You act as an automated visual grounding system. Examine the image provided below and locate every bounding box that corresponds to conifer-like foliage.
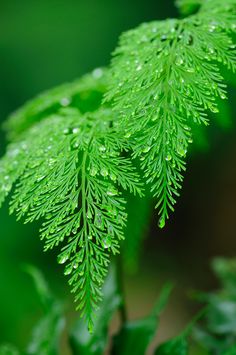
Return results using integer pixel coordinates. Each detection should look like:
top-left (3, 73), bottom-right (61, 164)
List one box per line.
top-left (106, 0), bottom-right (236, 227)
top-left (0, 0), bottom-right (235, 330)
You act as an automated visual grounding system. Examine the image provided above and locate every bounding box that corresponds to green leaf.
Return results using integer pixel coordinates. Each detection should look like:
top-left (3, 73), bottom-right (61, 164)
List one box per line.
top-left (0, 103), bottom-right (142, 330)
top-left (69, 263), bottom-right (121, 355)
top-left (22, 264), bottom-right (53, 309)
top-left (192, 258), bottom-right (236, 353)
top-left (222, 344), bottom-right (236, 355)
top-left (106, 0), bottom-right (236, 226)
top-left (211, 258), bottom-right (236, 293)
top-left (24, 265), bottom-right (65, 355)
top-left (155, 336), bottom-right (188, 355)
top-left (175, 0), bottom-right (202, 16)
top-left (111, 283), bottom-right (173, 355)
top-left (26, 305), bottom-right (65, 355)
top-left (207, 296), bottom-right (236, 335)
top-left (4, 69), bottom-right (108, 141)
top-left (0, 344), bottom-right (19, 355)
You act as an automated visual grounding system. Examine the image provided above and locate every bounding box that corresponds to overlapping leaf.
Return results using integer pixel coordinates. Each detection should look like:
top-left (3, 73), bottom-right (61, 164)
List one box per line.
top-left (0, 107), bottom-right (142, 330)
top-left (106, 0), bottom-right (236, 226)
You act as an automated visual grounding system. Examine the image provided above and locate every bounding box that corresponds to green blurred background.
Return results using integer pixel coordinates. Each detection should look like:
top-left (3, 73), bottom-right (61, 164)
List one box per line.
top-left (0, 0), bottom-right (236, 352)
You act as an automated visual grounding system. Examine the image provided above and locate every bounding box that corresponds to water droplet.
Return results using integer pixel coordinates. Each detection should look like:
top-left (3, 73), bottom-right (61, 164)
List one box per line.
top-left (183, 125), bottom-right (190, 131)
top-left (188, 138), bottom-right (193, 144)
top-left (209, 105), bottom-right (219, 113)
top-left (73, 263), bottom-right (78, 269)
top-left (92, 68), bottom-right (103, 79)
top-left (110, 173), bottom-right (117, 181)
top-left (186, 67), bottom-right (195, 73)
top-left (158, 217), bottom-right (165, 229)
top-left (107, 187), bottom-right (118, 196)
top-left (136, 65), bottom-right (142, 71)
top-left (165, 154), bottom-right (172, 161)
top-left (175, 57), bottom-right (184, 66)
top-left (101, 236), bottom-right (112, 249)
top-left (73, 141), bottom-right (79, 149)
top-left (36, 175), bottom-right (46, 182)
top-left (48, 158), bottom-right (56, 166)
top-left (99, 145), bottom-right (106, 152)
top-left (90, 166), bottom-right (98, 177)
top-left (142, 146), bottom-right (151, 153)
top-left (58, 255), bottom-right (68, 264)
top-left (100, 167), bottom-right (108, 177)
top-left (177, 147), bottom-right (187, 157)
top-left (220, 93), bottom-right (227, 100)
top-left (86, 210), bottom-right (92, 219)
top-left (64, 265), bottom-right (73, 275)
top-left (72, 127), bottom-right (80, 134)
top-left (124, 132), bottom-right (131, 138)
top-left (63, 128), bottom-right (70, 135)
top-left (78, 270), bottom-right (84, 276)
top-left (208, 25), bottom-right (216, 32)
top-left (60, 97), bottom-right (71, 107)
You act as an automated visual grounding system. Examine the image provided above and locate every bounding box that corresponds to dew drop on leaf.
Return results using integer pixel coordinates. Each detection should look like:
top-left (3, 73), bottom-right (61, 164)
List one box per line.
top-left (63, 128), bottom-right (70, 135)
top-left (177, 147), bottom-right (187, 157)
top-left (99, 145), bottom-right (106, 152)
top-left (60, 97), bottom-right (71, 107)
top-left (58, 255), bottom-right (68, 264)
top-left (72, 127), bottom-right (80, 134)
top-left (209, 105), bottom-right (219, 113)
top-left (36, 175), bottom-right (46, 182)
top-left (90, 166), bottom-right (98, 177)
top-left (142, 146), bottom-right (151, 153)
top-left (175, 57), bottom-right (184, 66)
top-left (107, 187), bottom-right (118, 196)
top-left (101, 236), bottom-right (112, 249)
top-left (92, 68), bottom-right (103, 79)
top-left (64, 265), bottom-right (73, 275)
top-left (158, 217), bottom-right (165, 229)
top-left (86, 210), bottom-right (92, 219)
top-left (110, 173), bottom-right (117, 181)
top-left (165, 154), bottom-right (172, 161)
top-left (100, 167), bottom-right (109, 177)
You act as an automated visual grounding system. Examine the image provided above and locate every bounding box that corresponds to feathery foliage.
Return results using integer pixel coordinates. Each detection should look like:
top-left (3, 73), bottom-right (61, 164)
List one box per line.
top-left (105, 0), bottom-right (236, 227)
top-left (0, 103), bottom-right (142, 329)
top-left (0, 0), bottom-right (235, 331)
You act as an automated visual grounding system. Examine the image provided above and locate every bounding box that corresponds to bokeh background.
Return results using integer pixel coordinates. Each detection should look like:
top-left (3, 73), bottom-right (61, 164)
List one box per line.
top-left (0, 0), bottom-right (236, 353)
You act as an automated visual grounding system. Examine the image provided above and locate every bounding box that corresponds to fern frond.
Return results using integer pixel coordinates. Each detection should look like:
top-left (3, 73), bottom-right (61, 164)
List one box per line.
top-left (106, 0), bottom-right (236, 227)
top-left (0, 107), bottom-right (142, 330)
top-left (4, 68), bottom-right (107, 141)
